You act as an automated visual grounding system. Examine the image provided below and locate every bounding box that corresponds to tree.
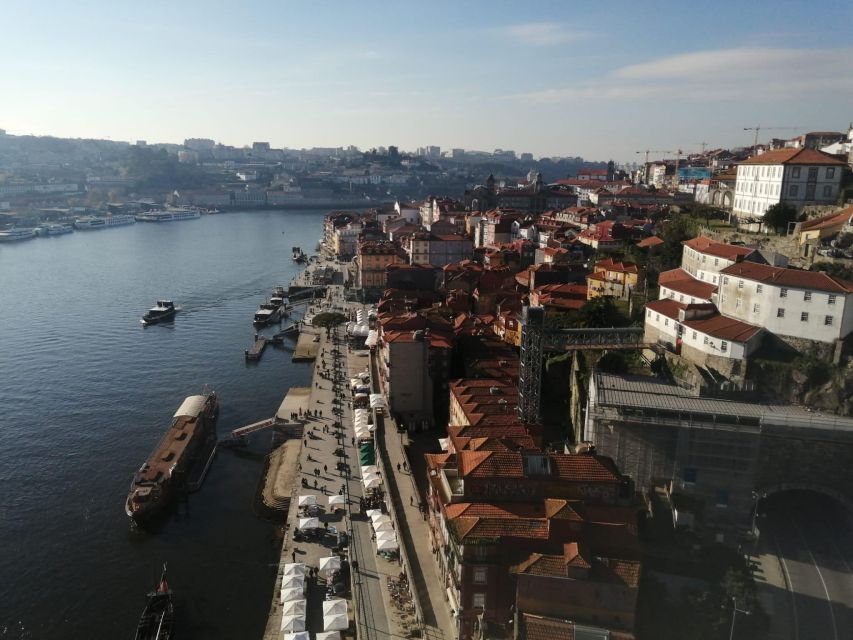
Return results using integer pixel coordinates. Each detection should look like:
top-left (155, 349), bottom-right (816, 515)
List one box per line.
top-left (311, 312), bottom-right (347, 338)
top-left (576, 297), bottom-right (630, 328)
top-left (763, 203), bottom-right (797, 235)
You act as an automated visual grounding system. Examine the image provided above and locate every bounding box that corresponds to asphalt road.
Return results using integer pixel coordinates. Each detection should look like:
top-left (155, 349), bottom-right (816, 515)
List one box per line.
top-left (759, 492), bottom-right (853, 640)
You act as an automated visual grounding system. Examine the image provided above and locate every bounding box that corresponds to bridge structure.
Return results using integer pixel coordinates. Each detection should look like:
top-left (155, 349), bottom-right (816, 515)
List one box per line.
top-left (518, 305), bottom-right (652, 424)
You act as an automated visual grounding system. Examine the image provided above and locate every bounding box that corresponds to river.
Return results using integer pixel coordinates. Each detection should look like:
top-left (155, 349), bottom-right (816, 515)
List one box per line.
top-left (0, 210), bottom-right (330, 639)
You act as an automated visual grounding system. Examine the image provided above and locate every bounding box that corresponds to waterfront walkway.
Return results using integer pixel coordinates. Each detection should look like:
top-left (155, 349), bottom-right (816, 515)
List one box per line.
top-left (262, 260), bottom-right (455, 639)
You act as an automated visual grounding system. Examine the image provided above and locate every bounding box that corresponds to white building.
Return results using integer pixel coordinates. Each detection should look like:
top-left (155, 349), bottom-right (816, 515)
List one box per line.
top-left (733, 148), bottom-right (844, 221)
top-left (680, 236), bottom-right (756, 285)
top-left (658, 268), bottom-right (717, 304)
top-left (716, 261), bottom-right (853, 343)
top-left (644, 299), bottom-right (763, 362)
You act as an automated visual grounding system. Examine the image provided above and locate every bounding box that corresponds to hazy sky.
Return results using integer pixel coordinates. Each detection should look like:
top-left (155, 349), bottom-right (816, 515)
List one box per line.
top-left (2, 0), bottom-right (852, 162)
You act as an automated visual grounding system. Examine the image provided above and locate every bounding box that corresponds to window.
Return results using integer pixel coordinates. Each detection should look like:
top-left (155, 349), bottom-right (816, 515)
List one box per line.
top-left (792, 167), bottom-right (801, 179)
top-left (692, 331), bottom-right (697, 340)
top-left (738, 280), bottom-right (744, 289)
top-left (753, 304), bottom-right (760, 314)
top-left (801, 312), bottom-right (809, 322)
top-left (789, 185), bottom-right (799, 197)
top-left (679, 294), bottom-right (684, 302)
top-left (780, 288), bottom-right (788, 298)
top-left (472, 593), bottom-right (486, 609)
top-left (703, 336), bottom-right (709, 345)
top-left (804, 291), bottom-right (812, 302)
top-left (735, 298), bottom-right (742, 309)
top-left (669, 291), bottom-right (675, 299)
top-left (665, 319), bottom-right (669, 327)
top-left (808, 167), bottom-right (818, 181)
top-left (777, 308), bottom-right (785, 318)
top-left (827, 167), bottom-right (836, 179)
top-left (714, 258), bottom-right (719, 266)
top-left (829, 295), bottom-right (837, 305)
top-left (656, 314), bottom-right (660, 321)
top-left (646, 309), bottom-right (651, 318)
top-left (721, 341), bottom-right (728, 352)
top-left (716, 489), bottom-right (729, 507)
top-left (723, 277), bottom-right (729, 285)
top-left (756, 284), bottom-right (763, 293)
top-left (825, 316), bottom-right (834, 326)
top-left (823, 186), bottom-right (832, 198)
top-left (806, 184), bottom-right (816, 199)
top-left (712, 275), bottom-right (718, 284)
top-left (473, 567), bottom-right (487, 584)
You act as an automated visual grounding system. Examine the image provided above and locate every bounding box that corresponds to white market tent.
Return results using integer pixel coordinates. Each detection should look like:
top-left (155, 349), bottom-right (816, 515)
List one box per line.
top-left (280, 587), bottom-right (304, 603)
top-left (373, 520), bottom-right (394, 533)
top-left (283, 563), bottom-right (306, 576)
top-left (369, 393), bottom-right (387, 409)
top-left (281, 614), bottom-right (306, 632)
top-left (327, 494), bottom-right (346, 508)
top-left (322, 598), bottom-right (348, 616)
top-left (376, 537), bottom-right (399, 551)
top-left (365, 509), bottom-right (383, 519)
top-left (363, 476), bottom-right (382, 489)
top-left (438, 437), bottom-right (449, 451)
top-left (281, 599), bottom-right (307, 616)
top-left (360, 465), bottom-right (379, 476)
top-left (315, 632), bottom-right (341, 640)
top-left (370, 512), bottom-right (390, 524)
top-left (281, 575), bottom-right (305, 590)
top-left (319, 555), bottom-right (341, 572)
top-left (297, 495), bottom-right (317, 507)
top-left (376, 529), bottom-right (397, 542)
top-left (323, 613), bottom-right (349, 632)
top-left (282, 632), bottom-right (310, 640)
top-left (365, 330), bottom-right (378, 347)
top-left (297, 517), bottom-right (320, 530)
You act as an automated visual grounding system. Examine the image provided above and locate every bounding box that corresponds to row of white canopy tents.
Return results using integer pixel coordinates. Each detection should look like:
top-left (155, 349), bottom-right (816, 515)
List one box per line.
top-left (361, 465), bottom-right (383, 491)
top-left (283, 633), bottom-right (341, 640)
top-left (280, 563), bottom-right (307, 633)
top-left (297, 493), bottom-right (346, 511)
top-left (366, 508), bottom-right (400, 552)
top-left (280, 563), bottom-right (349, 635)
top-left (353, 408), bottom-right (373, 441)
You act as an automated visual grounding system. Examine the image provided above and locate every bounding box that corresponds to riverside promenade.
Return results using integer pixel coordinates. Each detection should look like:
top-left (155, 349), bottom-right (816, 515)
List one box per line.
top-left (261, 252), bottom-right (455, 639)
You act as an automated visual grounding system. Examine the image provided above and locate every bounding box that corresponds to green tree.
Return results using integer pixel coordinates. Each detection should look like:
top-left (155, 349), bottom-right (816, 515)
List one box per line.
top-left (576, 297), bottom-right (630, 328)
top-left (763, 203), bottom-right (797, 235)
top-left (311, 311), bottom-right (348, 338)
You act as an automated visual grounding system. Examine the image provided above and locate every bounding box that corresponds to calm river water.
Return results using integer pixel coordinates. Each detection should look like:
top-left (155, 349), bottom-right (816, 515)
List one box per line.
top-left (0, 210), bottom-right (330, 639)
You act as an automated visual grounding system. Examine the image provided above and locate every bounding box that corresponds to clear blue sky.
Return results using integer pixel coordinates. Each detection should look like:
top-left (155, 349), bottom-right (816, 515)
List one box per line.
top-left (2, 0), bottom-right (852, 162)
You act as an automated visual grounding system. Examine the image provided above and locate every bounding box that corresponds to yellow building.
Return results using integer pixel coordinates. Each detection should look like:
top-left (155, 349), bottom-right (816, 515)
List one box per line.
top-left (357, 241), bottom-right (404, 290)
top-left (797, 206), bottom-right (853, 250)
top-left (586, 258), bottom-right (641, 300)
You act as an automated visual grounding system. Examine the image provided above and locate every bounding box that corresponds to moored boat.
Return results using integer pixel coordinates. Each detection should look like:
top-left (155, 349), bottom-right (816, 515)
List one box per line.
top-left (253, 301), bottom-right (283, 326)
top-left (35, 223), bottom-right (74, 236)
top-left (141, 300), bottom-right (177, 325)
top-left (135, 208), bottom-right (201, 222)
top-left (126, 392), bottom-right (219, 526)
top-left (0, 227), bottom-right (37, 242)
top-left (134, 564), bottom-right (174, 640)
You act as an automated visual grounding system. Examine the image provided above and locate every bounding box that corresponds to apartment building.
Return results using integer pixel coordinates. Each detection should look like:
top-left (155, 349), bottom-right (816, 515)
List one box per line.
top-left (586, 259), bottom-right (641, 300)
top-left (716, 261), bottom-right (853, 343)
top-left (732, 148), bottom-right (844, 221)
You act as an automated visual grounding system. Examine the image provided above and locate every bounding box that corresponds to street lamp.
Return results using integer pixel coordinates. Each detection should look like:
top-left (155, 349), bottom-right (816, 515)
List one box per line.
top-left (726, 596), bottom-right (751, 640)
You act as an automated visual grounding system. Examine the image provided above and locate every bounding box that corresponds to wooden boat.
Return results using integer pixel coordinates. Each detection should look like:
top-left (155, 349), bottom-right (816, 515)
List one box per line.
top-left (134, 564), bottom-right (174, 640)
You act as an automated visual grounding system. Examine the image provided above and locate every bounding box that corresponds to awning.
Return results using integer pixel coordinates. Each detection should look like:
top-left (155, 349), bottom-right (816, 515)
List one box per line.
top-left (322, 598), bottom-right (348, 616)
top-left (360, 465), bottom-right (378, 476)
top-left (327, 494), bottom-right (346, 508)
top-left (316, 632), bottom-right (341, 640)
top-left (281, 599), bottom-right (307, 616)
top-left (282, 563), bottom-right (306, 576)
top-left (373, 519), bottom-right (394, 532)
top-left (281, 575), bottom-right (304, 590)
top-left (281, 614), bottom-right (306, 632)
top-left (283, 631), bottom-right (310, 640)
top-left (359, 444), bottom-right (375, 466)
top-left (323, 613), bottom-right (349, 632)
top-left (365, 330), bottom-right (378, 347)
top-left (438, 438), bottom-right (449, 451)
top-left (297, 517), bottom-right (320, 530)
top-left (281, 587), bottom-right (304, 603)
top-left (319, 555), bottom-right (341, 572)
top-left (376, 536), bottom-right (399, 551)
top-left (369, 394), bottom-right (387, 409)
top-left (297, 495), bottom-right (317, 507)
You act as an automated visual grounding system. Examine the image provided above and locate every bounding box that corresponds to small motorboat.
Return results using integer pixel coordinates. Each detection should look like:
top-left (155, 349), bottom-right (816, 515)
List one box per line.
top-left (134, 564), bottom-right (174, 640)
top-left (142, 301), bottom-right (177, 325)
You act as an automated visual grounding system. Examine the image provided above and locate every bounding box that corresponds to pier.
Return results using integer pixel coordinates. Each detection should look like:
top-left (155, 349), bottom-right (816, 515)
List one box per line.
top-left (245, 335), bottom-right (269, 361)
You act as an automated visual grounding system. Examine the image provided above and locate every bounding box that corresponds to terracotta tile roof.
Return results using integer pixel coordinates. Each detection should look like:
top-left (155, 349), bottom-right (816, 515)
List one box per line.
top-left (682, 314), bottom-right (762, 342)
top-left (720, 261), bottom-right (853, 294)
top-left (645, 298), bottom-right (688, 320)
top-left (594, 258), bottom-right (639, 274)
top-left (658, 268), bottom-right (717, 299)
top-left (457, 516), bottom-right (551, 540)
top-left (636, 235), bottom-right (664, 248)
top-left (799, 205), bottom-right (853, 232)
top-left (738, 148), bottom-right (845, 166)
top-left (682, 236), bottom-right (754, 261)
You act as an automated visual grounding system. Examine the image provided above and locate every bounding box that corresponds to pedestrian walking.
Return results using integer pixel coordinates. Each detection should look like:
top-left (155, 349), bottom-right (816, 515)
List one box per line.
top-left (397, 463), bottom-right (401, 472)
top-left (410, 496), bottom-right (414, 506)
top-left (324, 464), bottom-right (328, 474)
top-left (291, 550), bottom-right (296, 563)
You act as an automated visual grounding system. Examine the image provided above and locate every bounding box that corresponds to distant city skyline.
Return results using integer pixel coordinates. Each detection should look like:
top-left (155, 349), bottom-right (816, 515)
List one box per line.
top-left (2, 0), bottom-right (852, 162)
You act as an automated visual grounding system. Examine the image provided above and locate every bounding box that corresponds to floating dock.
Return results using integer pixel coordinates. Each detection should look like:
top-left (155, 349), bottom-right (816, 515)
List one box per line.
top-left (245, 335), bottom-right (269, 361)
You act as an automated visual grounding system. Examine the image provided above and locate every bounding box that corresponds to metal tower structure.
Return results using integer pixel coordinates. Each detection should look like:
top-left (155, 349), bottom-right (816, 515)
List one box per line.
top-left (518, 305), bottom-right (545, 425)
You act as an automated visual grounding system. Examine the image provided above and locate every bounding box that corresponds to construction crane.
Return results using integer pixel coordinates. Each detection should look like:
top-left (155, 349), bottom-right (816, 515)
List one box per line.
top-left (635, 149), bottom-right (674, 164)
top-left (743, 125), bottom-right (802, 151)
